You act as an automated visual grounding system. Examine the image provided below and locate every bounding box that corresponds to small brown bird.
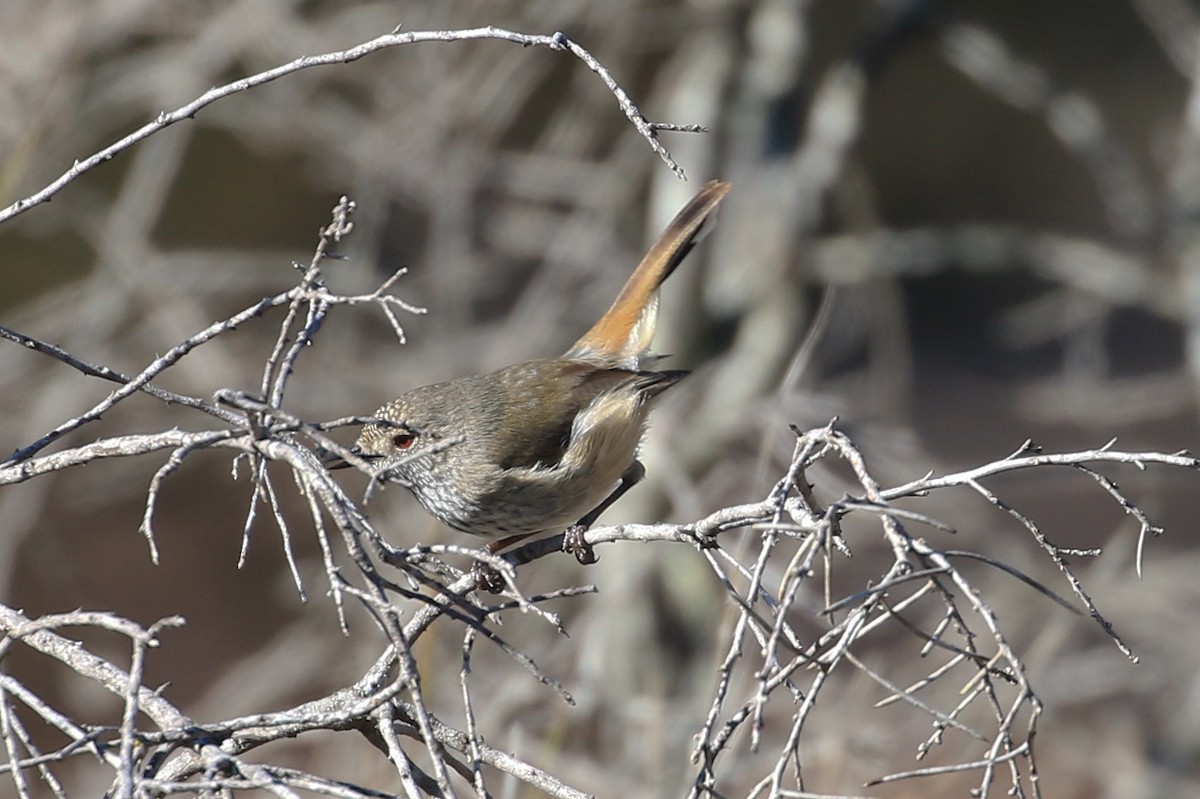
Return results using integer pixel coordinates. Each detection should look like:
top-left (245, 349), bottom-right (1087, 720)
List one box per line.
top-left (336, 180), bottom-right (730, 564)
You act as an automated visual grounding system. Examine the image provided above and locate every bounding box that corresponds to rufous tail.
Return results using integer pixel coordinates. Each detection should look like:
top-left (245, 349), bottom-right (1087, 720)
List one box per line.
top-left (565, 180), bottom-right (731, 367)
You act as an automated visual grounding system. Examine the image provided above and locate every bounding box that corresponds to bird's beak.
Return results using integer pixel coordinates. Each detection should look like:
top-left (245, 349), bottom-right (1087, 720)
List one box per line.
top-left (321, 445), bottom-right (363, 470)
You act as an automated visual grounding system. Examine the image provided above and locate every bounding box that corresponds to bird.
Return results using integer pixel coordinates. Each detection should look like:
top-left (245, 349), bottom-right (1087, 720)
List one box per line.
top-left (331, 180), bottom-right (730, 567)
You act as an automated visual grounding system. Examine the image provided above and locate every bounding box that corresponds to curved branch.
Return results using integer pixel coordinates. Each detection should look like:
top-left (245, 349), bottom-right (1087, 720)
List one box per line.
top-left (0, 26), bottom-right (694, 227)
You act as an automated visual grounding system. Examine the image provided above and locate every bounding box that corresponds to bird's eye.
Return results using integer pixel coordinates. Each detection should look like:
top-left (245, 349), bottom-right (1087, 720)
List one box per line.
top-left (392, 432), bottom-right (417, 450)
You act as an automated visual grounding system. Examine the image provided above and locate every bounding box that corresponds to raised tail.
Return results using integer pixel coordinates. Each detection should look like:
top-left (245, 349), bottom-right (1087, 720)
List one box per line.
top-left (565, 180), bottom-right (731, 367)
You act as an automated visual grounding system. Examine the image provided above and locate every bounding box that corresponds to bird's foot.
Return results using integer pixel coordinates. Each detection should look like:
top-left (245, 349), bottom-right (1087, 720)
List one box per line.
top-left (562, 525), bottom-right (598, 565)
top-left (470, 562), bottom-right (506, 593)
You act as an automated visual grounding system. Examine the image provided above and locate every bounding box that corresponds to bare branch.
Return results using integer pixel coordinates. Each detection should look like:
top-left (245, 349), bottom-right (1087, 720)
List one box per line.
top-left (0, 26), bottom-right (697, 226)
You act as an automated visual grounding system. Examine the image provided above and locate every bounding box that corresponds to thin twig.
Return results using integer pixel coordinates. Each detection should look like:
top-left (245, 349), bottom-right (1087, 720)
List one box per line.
top-left (0, 27), bottom-right (694, 226)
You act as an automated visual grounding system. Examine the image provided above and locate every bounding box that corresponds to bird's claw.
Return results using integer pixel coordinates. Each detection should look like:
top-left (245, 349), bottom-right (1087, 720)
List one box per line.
top-left (470, 562), bottom-right (506, 593)
top-left (562, 525), bottom-right (598, 564)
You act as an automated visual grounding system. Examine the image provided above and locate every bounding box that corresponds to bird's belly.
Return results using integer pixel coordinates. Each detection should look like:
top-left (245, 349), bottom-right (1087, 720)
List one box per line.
top-left (413, 460), bottom-right (628, 538)
top-left (408, 391), bottom-right (649, 538)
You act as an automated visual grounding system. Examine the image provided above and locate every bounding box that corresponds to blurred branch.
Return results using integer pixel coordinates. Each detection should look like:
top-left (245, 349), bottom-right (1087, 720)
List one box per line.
top-left (941, 23), bottom-right (1153, 240)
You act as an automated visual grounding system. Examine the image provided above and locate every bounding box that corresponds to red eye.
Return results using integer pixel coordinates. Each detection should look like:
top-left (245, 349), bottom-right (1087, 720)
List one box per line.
top-left (392, 432), bottom-right (416, 449)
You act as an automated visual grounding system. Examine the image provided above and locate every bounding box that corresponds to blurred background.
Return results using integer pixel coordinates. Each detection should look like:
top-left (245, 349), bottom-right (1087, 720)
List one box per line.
top-left (2, 0), bottom-right (1199, 797)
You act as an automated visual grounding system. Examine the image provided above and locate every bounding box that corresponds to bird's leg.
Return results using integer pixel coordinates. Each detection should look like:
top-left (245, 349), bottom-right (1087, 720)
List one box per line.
top-left (470, 533), bottom-right (536, 592)
top-left (474, 459), bottom-right (647, 585)
top-left (488, 533), bottom-right (535, 554)
top-left (562, 460), bottom-right (646, 565)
